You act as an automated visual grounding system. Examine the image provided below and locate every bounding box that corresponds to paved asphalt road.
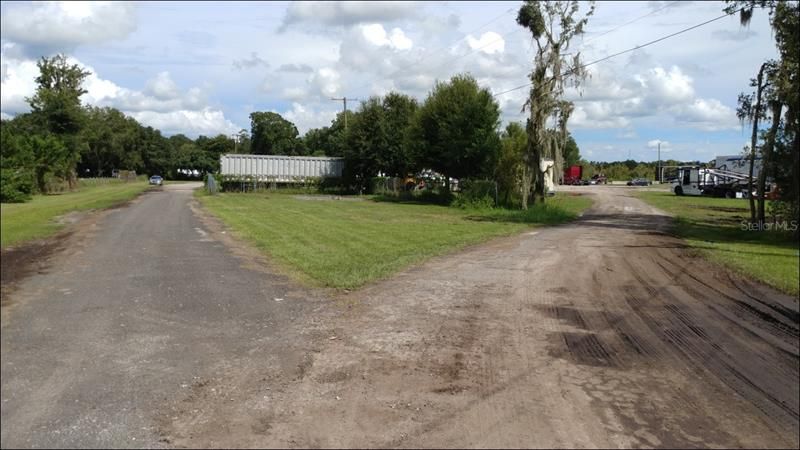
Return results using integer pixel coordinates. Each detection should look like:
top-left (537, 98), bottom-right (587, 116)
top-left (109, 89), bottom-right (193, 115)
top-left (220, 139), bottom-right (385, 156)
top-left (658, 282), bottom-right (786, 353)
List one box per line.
top-left (1, 183), bottom-right (324, 448)
top-left (1, 184), bottom-right (798, 448)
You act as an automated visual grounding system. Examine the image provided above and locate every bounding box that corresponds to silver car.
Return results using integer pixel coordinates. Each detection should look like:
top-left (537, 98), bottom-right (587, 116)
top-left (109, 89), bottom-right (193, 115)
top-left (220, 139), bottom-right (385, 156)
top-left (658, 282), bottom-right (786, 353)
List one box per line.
top-left (149, 175), bottom-right (163, 186)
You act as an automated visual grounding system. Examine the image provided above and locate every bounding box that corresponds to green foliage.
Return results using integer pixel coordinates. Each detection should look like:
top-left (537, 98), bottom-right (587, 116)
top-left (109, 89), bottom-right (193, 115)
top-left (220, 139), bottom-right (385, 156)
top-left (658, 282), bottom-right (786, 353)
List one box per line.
top-left (172, 142), bottom-right (217, 177)
top-left (380, 92), bottom-right (419, 177)
top-left (563, 134), bottom-right (581, 168)
top-left (79, 106), bottom-right (146, 177)
top-left (344, 97), bottom-right (387, 190)
top-left (26, 54), bottom-right (90, 136)
top-left (454, 179), bottom-right (497, 209)
top-left (301, 127), bottom-right (332, 155)
top-left (250, 111), bottom-right (301, 155)
top-left (411, 74), bottom-right (501, 182)
top-left (495, 122), bottom-right (526, 207)
top-left (0, 121), bottom-right (36, 202)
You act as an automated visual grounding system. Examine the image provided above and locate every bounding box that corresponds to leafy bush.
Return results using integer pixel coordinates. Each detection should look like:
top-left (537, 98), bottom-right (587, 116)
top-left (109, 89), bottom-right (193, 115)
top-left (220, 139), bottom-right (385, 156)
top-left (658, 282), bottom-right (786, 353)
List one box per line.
top-left (0, 167), bottom-right (36, 203)
top-left (453, 179), bottom-right (496, 209)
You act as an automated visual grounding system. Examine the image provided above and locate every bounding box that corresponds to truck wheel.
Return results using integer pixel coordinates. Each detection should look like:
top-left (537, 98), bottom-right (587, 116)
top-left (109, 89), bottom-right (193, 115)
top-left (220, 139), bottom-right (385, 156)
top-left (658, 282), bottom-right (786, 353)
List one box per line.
top-left (675, 186), bottom-right (683, 196)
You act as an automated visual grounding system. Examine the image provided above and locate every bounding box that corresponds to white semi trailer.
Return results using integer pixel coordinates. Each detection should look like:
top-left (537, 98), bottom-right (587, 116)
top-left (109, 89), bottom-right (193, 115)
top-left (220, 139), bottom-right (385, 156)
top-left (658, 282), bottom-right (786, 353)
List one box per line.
top-left (220, 154), bottom-right (345, 182)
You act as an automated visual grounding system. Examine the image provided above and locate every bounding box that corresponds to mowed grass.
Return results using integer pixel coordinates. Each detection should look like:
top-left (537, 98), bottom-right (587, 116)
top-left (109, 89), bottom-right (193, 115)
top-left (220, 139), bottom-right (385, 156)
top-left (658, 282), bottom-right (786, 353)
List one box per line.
top-left (198, 192), bottom-right (592, 289)
top-left (1, 180), bottom-right (151, 248)
top-left (637, 190), bottom-right (799, 296)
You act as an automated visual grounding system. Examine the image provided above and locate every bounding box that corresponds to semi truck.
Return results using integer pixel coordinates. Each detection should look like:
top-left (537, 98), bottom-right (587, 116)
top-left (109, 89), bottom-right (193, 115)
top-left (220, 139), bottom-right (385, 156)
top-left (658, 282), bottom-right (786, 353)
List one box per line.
top-left (563, 165), bottom-right (583, 185)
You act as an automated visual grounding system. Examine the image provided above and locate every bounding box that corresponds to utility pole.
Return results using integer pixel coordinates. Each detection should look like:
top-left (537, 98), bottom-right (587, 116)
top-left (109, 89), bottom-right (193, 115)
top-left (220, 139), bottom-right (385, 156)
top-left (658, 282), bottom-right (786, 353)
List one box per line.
top-left (331, 97), bottom-right (359, 132)
top-left (657, 141), bottom-right (661, 183)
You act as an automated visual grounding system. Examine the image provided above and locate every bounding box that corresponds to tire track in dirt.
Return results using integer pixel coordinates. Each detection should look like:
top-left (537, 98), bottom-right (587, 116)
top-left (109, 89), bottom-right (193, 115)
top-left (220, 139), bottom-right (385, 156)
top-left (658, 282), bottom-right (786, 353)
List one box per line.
top-left (619, 255), bottom-right (799, 436)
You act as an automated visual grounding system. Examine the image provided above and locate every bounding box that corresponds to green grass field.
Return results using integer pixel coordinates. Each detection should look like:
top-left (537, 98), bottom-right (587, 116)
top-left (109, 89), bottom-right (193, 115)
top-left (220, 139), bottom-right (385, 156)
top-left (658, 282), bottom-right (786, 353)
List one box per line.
top-left (198, 192), bottom-right (592, 289)
top-left (1, 180), bottom-right (151, 248)
top-left (637, 190), bottom-right (799, 296)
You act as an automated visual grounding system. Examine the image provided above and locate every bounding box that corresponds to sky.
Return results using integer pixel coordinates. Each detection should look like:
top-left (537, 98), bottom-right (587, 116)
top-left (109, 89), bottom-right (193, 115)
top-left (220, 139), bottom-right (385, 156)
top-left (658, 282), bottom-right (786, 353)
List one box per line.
top-left (0, 0), bottom-right (780, 162)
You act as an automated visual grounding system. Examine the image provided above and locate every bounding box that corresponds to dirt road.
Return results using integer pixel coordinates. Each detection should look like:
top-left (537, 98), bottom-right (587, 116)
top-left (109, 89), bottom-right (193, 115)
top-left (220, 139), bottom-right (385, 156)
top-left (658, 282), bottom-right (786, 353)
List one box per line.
top-left (2, 185), bottom-right (798, 448)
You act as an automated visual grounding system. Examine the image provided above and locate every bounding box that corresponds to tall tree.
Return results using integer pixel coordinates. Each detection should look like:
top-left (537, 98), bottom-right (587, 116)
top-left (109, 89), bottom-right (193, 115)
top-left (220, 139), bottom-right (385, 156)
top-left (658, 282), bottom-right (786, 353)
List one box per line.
top-left (411, 74), bottom-right (501, 185)
top-left (344, 97), bottom-right (387, 189)
top-left (381, 92), bottom-right (419, 177)
top-left (249, 111), bottom-right (301, 155)
top-left (27, 54), bottom-right (91, 135)
top-left (737, 62), bottom-right (772, 222)
top-left (25, 54), bottom-right (92, 191)
top-left (517, 0), bottom-right (594, 208)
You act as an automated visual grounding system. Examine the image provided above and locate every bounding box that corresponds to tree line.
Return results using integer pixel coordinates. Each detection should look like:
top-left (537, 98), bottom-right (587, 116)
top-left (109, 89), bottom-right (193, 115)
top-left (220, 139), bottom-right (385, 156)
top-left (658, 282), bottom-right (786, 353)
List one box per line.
top-left (0, 55), bottom-right (583, 207)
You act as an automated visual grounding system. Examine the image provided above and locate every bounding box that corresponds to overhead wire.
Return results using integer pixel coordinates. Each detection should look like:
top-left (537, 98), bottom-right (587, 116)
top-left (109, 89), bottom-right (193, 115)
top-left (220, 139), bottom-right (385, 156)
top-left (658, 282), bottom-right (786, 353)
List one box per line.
top-left (352, 1), bottom-right (680, 100)
top-left (492, 5), bottom-right (754, 99)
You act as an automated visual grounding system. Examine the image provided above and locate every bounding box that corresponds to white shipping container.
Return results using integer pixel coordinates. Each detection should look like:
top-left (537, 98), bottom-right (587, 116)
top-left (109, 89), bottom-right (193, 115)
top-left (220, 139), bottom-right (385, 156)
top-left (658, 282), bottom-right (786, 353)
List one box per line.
top-left (220, 154), bottom-right (345, 182)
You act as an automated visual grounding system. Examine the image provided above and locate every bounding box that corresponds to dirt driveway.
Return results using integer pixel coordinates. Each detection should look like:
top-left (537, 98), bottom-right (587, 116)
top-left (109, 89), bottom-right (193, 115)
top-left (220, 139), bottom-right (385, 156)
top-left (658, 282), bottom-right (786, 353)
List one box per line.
top-left (2, 185), bottom-right (798, 448)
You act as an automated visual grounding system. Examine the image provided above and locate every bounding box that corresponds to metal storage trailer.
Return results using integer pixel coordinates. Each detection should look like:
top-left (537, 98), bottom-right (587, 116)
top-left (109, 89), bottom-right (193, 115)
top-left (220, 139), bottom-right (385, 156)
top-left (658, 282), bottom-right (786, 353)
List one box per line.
top-left (220, 154), bottom-right (344, 182)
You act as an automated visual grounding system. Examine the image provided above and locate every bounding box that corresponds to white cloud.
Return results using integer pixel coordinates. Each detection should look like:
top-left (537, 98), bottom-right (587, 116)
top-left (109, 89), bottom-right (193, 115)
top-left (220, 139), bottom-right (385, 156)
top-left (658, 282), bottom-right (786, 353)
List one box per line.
top-left (144, 72), bottom-right (180, 100)
top-left (0, 56), bottom-right (38, 115)
top-left (0, 52), bottom-right (240, 137)
top-left (84, 69), bottom-right (207, 113)
top-left (361, 24), bottom-right (413, 50)
top-left (565, 64), bottom-right (735, 132)
top-left (281, 87), bottom-right (309, 101)
top-left (310, 67), bottom-right (341, 98)
top-left (129, 109), bottom-right (239, 137)
top-left (636, 66), bottom-right (694, 105)
top-left (280, 1), bottom-right (418, 30)
top-left (282, 102), bottom-right (337, 134)
top-left (0, 1), bottom-right (137, 55)
top-left (466, 31), bottom-right (505, 54)
top-left (674, 98), bottom-right (738, 131)
top-left (570, 105), bottom-right (631, 129)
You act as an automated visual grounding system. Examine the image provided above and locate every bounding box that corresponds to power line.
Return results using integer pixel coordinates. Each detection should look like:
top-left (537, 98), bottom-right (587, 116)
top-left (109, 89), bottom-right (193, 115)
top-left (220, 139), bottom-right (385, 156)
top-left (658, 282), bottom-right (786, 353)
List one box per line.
top-left (441, 1), bottom-right (678, 84)
top-left (580, 1), bottom-right (680, 47)
top-left (353, 2), bottom-right (674, 100)
top-left (492, 6), bottom-right (751, 99)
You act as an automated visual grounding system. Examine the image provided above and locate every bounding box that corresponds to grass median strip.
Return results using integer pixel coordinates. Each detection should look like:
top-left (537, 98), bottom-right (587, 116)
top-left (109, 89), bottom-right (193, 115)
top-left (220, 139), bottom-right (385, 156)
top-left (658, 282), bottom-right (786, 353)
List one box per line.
top-left (1, 180), bottom-right (151, 248)
top-left (637, 190), bottom-right (799, 296)
top-left (198, 192), bottom-right (592, 289)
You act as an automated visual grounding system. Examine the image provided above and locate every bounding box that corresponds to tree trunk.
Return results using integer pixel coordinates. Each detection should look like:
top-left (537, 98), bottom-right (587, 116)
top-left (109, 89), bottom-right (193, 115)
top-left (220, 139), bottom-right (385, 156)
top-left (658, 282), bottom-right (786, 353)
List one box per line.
top-left (757, 101), bottom-right (783, 224)
top-left (521, 164), bottom-right (532, 210)
top-left (748, 63), bottom-right (766, 223)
